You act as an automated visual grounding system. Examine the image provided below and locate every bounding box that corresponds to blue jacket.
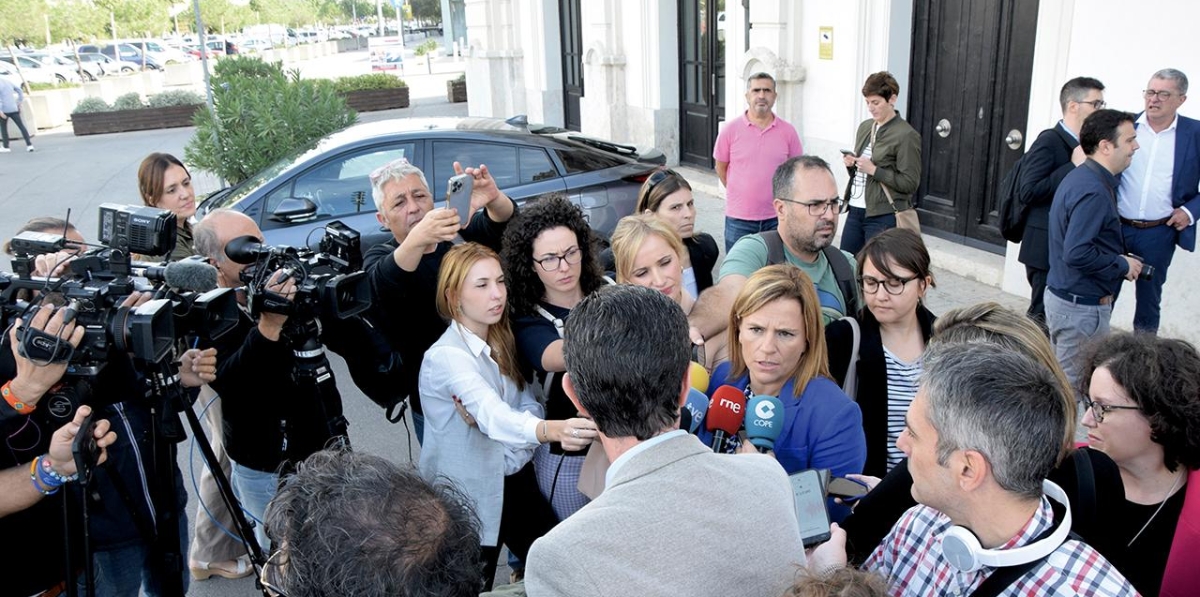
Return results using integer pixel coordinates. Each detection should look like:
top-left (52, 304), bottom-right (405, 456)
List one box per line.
top-left (1154, 114), bottom-right (1200, 251)
top-left (1048, 159), bottom-right (1129, 299)
top-left (699, 362), bottom-right (866, 520)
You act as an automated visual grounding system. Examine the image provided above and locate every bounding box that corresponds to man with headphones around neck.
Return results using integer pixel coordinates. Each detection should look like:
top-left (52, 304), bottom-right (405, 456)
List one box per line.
top-left (811, 342), bottom-right (1134, 596)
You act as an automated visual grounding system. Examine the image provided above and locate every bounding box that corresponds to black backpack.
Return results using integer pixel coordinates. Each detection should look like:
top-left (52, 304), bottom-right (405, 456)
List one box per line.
top-left (758, 230), bottom-right (861, 316)
top-left (998, 156), bottom-right (1030, 243)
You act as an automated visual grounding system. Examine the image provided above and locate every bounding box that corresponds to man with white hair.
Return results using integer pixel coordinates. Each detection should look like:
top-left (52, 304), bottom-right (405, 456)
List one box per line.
top-left (364, 159), bottom-right (516, 440)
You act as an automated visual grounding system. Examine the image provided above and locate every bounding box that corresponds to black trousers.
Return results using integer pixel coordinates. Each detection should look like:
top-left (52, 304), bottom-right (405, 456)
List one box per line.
top-left (1, 111), bottom-right (33, 148)
top-left (479, 462), bottom-right (558, 591)
top-left (1025, 265), bottom-right (1049, 332)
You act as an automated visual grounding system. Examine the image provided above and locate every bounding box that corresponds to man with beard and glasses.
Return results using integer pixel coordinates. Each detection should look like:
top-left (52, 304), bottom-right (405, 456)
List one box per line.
top-left (691, 155), bottom-right (860, 341)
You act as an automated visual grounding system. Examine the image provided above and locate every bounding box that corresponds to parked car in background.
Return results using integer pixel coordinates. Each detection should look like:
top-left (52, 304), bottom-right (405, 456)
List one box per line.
top-left (115, 39), bottom-right (192, 64)
top-left (196, 116), bottom-right (665, 253)
top-left (76, 44), bottom-right (162, 70)
top-left (183, 45), bottom-right (219, 60)
top-left (0, 61), bottom-right (24, 87)
top-left (238, 38), bottom-right (272, 52)
top-left (203, 39), bottom-right (239, 55)
top-left (0, 53), bottom-right (81, 84)
top-left (73, 52), bottom-right (139, 76)
top-left (36, 53), bottom-right (102, 82)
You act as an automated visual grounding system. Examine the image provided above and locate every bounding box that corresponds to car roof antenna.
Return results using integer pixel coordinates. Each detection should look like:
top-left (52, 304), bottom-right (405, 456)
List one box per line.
top-left (505, 115), bottom-right (529, 128)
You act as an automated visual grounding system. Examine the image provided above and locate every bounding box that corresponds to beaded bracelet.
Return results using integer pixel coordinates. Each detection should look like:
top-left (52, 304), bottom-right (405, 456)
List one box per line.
top-left (2, 381), bottom-right (36, 415)
top-left (29, 458), bottom-right (59, 496)
top-left (39, 454), bottom-right (78, 484)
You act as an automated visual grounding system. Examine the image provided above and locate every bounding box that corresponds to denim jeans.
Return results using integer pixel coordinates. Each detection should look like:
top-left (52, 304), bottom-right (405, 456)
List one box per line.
top-left (1044, 289), bottom-right (1112, 394)
top-left (724, 216), bottom-right (778, 253)
top-left (232, 462), bottom-right (279, 553)
top-left (839, 207), bottom-right (897, 255)
top-left (1118, 223), bottom-right (1177, 333)
top-left (80, 511), bottom-right (190, 597)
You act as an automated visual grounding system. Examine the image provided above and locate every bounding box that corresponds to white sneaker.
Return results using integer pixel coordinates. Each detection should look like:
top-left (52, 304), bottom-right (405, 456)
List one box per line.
top-left (0, 147), bottom-right (10, 153)
top-left (26, 145), bottom-right (34, 152)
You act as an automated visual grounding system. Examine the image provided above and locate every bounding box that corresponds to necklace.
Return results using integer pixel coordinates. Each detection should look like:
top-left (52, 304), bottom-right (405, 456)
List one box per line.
top-left (1127, 471), bottom-right (1184, 547)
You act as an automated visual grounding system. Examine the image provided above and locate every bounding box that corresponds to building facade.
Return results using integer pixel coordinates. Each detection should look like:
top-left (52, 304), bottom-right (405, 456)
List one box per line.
top-left (462, 0), bottom-right (1200, 343)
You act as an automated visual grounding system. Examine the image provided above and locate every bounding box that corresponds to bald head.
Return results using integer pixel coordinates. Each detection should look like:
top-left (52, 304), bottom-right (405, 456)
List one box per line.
top-left (194, 209), bottom-right (262, 288)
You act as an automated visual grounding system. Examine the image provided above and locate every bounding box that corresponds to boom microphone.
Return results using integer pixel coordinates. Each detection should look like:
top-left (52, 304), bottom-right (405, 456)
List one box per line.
top-left (745, 394), bottom-right (785, 453)
top-left (705, 385), bottom-right (746, 453)
top-left (682, 388), bottom-right (709, 434)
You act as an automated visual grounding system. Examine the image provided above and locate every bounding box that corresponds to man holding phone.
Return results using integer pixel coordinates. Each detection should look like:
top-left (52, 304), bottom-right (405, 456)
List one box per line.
top-left (526, 285), bottom-right (806, 596)
top-left (364, 158), bottom-right (517, 441)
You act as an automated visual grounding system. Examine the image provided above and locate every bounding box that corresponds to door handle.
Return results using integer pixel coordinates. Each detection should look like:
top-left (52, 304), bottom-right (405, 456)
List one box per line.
top-left (1005, 129), bottom-right (1023, 150)
top-left (935, 119), bottom-right (951, 138)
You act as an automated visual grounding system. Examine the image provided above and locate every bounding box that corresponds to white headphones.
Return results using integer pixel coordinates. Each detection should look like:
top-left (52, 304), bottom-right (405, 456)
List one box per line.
top-left (940, 480), bottom-right (1073, 573)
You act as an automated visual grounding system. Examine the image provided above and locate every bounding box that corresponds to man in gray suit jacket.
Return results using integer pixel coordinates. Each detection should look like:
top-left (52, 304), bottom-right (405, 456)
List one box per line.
top-left (525, 285), bottom-right (807, 597)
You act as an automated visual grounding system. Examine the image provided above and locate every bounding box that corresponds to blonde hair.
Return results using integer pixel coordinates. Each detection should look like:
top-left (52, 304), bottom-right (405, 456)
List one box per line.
top-left (436, 243), bottom-right (525, 390)
top-left (610, 213), bottom-right (687, 284)
top-left (727, 264), bottom-right (831, 392)
top-left (932, 302), bottom-right (1076, 462)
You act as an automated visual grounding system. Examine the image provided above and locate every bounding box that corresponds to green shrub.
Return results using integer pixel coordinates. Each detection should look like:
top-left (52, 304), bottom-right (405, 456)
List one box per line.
top-left (112, 92), bottom-right (144, 111)
top-left (72, 96), bottom-right (112, 114)
top-left (148, 90), bottom-right (205, 108)
top-left (28, 81), bottom-right (82, 91)
top-left (212, 55), bottom-right (284, 81)
top-left (413, 39), bottom-right (439, 56)
top-left (186, 71), bottom-right (356, 184)
top-left (332, 73), bottom-right (406, 93)
top-left (452, 73), bottom-right (465, 83)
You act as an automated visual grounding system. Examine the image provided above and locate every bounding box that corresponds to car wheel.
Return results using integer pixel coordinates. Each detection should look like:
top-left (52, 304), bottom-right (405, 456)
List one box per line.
top-left (84, 71), bottom-right (96, 82)
top-left (55, 73), bottom-right (67, 83)
top-left (121, 67), bottom-right (134, 74)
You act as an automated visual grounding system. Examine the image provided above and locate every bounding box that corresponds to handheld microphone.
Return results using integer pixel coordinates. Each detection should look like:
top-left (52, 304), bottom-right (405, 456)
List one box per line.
top-left (745, 394), bottom-right (785, 453)
top-left (705, 385), bottom-right (745, 452)
top-left (683, 388), bottom-right (709, 434)
top-left (136, 258), bottom-right (219, 292)
top-left (224, 235), bottom-right (265, 265)
top-left (688, 362), bottom-right (710, 393)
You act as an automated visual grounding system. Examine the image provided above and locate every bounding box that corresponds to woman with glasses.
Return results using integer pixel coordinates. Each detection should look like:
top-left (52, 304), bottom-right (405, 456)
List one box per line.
top-left (1075, 332), bottom-right (1200, 596)
top-left (840, 72), bottom-right (922, 254)
top-left (419, 243), bottom-right (595, 589)
top-left (502, 196), bottom-right (608, 521)
top-left (699, 264), bottom-right (866, 521)
top-left (633, 169), bottom-right (719, 297)
top-left (825, 228), bottom-right (935, 477)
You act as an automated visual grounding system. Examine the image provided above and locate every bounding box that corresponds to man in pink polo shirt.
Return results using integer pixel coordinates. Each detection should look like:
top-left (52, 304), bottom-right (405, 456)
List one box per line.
top-left (714, 72), bottom-right (804, 252)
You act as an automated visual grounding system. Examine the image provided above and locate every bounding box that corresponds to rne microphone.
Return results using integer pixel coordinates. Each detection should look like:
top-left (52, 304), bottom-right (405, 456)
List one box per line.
top-left (705, 385), bottom-right (745, 453)
top-left (682, 388), bottom-right (709, 434)
top-left (745, 394), bottom-right (784, 453)
top-left (136, 257), bottom-right (219, 292)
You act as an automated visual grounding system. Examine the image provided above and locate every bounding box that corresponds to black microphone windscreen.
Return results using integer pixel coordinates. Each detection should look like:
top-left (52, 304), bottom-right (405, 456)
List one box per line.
top-left (163, 259), bottom-right (218, 292)
top-left (224, 235), bottom-right (264, 265)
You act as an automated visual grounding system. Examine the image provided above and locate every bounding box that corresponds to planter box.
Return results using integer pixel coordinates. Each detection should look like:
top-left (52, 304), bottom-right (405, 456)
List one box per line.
top-left (447, 79), bottom-right (467, 103)
top-left (72, 104), bottom-right (202, 136)
top-left (341, 87), bottom-right (410, 112)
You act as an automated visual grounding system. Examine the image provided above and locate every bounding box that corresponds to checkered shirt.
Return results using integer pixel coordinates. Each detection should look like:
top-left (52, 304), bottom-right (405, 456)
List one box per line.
top-left (863, 497), bottom-right (1139, 596)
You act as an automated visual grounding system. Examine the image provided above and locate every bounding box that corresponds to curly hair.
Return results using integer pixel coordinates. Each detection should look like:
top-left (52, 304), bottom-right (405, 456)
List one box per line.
top-left (500, 195), bottom-right (606, 316)
top-left (1081, 332), bottom-right (1200, 472)
top-left (782, 567), bottom-right (891, 597)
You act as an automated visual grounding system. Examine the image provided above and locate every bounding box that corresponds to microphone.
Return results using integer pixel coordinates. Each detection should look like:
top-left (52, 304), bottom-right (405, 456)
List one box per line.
top-left (224, 235), bottom-right (265, 265)
top-left (135, 258), bottom-right (219, 292)
top-left (688, 361), bottom-right (709, 393)
top-left (682, 388), bottom-right (709, 434)
top-left (745, 394), bottom-right (785, 453)
top-left (705, 385), bottom-right (745, 453)
top-left (679, 408), bottom-right (691, 432)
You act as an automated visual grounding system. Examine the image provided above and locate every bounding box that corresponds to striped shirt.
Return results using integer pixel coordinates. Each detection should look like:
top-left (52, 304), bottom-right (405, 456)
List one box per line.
top-left (865, 498), bottom-right (1137, 596)
top-left (883, 346), bottom-right (920, 472)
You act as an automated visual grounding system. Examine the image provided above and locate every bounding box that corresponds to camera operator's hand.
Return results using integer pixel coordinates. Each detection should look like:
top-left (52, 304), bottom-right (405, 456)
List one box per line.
top-left (47, 405), bottom-right (117, 477)
top-left (120, 291), bottom-right (152, 309)
top-left (258, 269), bottom-right (296, 342)
top-left (179, 347), bottom-right (217, 388)
top-left (8, 305), bottom-right (86, 408)
top-left (33, 250), bottom-right (79, 279)
top-left (404, 207), bottom-right (461, 251)
top-left (1122, 255), bottom-right (1144, 282)
top-left (455, 161), bottom-right (515, 223)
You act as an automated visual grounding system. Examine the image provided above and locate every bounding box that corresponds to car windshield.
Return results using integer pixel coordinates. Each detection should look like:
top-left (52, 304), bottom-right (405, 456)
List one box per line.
top-left (202, 137), bottom-right (324, 210)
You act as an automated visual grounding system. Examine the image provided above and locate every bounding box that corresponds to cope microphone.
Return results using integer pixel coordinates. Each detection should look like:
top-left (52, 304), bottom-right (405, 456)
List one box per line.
top-left (705, 385), bottom-right (745, 453)
top-left (136, 258), bottom-right (219, 292)
top-left (745, 394), bottom-right (785, 453)
top-left (682, 388), bottom-right (709, 434)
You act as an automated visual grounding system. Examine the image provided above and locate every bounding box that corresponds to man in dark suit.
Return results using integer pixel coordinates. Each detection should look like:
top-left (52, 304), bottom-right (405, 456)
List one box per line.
top-left (1017, 77), bottom-right (1106, 326)
top-left (1117, 69), bottom-right (1200, 333)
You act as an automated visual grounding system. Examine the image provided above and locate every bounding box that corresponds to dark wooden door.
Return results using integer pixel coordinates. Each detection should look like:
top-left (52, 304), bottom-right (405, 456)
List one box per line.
top-left (909, 0), bottom-right (1039, 252)
top-left (560, 0), bottom-right (583, 131)
top-left (679, 0), bottom-right (726, 167)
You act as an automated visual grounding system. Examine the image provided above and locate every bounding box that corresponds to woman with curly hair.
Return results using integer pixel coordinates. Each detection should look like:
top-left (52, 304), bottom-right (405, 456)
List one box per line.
top-left (501, 195), bottom-right (607, 521)
top-left (1077, 332), bottom-right (1200, 596)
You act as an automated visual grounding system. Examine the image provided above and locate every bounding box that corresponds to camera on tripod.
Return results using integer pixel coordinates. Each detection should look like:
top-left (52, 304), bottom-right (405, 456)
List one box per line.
top-left (226, 220), bottom-right (370, 321)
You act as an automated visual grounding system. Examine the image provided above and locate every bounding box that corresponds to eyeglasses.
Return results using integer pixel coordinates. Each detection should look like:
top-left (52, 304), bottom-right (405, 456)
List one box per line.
top-left (260, 549), bottom-right (288, 597)
top-left (1077, 99), bottom-right (1107, 109)
top-left (640, 169), bottom-right (674, 205)
top-left (368, 158), bottom-right (411, 184)
top-left (778, 197), bottom-right (848, 216)
top-left (1144, 89), bottom-right (1178, 101)
top-left (860, 275), bottom-right (917, 295)
top-left (1080, 396), bottom-right (1140, 424)
top-left (533, 246), bottom-right (583, 271)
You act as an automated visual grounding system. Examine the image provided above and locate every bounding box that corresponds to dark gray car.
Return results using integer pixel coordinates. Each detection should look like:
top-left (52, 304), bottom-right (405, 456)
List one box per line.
top-left (197, 116), bottom-right (665, 253)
